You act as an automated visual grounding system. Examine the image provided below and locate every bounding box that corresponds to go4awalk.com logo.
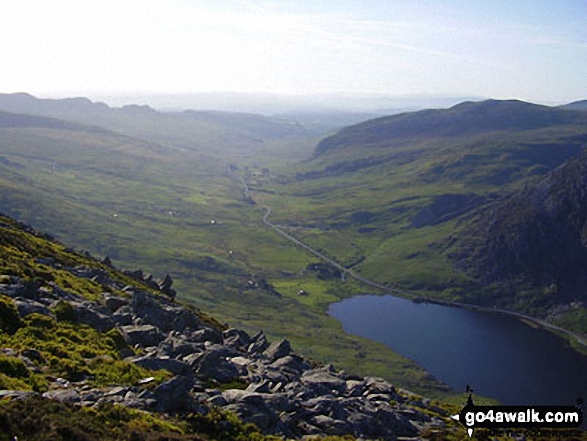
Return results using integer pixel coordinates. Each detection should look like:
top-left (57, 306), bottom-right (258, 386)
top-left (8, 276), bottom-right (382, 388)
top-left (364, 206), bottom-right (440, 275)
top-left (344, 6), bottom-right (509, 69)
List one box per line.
top-left (451, 390), bottom-right (583, 438)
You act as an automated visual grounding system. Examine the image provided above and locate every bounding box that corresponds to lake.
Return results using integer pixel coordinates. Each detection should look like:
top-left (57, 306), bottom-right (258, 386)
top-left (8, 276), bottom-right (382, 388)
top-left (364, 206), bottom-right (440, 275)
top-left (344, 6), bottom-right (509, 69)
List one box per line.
top-left (328, 294), bottom-right (587, 405)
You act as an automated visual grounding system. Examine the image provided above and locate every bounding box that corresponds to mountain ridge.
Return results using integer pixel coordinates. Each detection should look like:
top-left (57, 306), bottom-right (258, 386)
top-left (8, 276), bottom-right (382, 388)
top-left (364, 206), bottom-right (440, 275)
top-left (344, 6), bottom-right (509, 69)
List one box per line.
top-left (451, 149), bottom-right (587, 331)
top-left (315, 99), bottom-right (587, 156)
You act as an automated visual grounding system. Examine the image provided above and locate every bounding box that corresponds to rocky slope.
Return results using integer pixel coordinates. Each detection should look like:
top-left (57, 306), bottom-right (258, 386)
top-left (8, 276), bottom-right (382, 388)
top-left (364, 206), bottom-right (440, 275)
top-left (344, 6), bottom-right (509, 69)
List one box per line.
top-left (0, 214), bottom-right (455, 440)
top-left (452, 150), bottom-right (587, 331)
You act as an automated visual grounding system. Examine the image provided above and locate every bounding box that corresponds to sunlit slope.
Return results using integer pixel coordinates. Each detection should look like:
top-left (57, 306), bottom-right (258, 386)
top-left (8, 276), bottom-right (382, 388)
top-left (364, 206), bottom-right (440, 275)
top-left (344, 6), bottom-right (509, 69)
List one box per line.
top-left (0, 109), bottom-right (450, 395)
top-left (257, 100), bottom-right (587, 304)
top-left (0, 110), bottom-right (304, 276)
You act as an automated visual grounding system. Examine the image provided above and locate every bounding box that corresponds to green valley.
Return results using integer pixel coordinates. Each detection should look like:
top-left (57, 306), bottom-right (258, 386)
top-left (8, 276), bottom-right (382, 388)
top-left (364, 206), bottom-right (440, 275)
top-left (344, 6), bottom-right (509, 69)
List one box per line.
top-left (1, 93), bottom-right (587, 405)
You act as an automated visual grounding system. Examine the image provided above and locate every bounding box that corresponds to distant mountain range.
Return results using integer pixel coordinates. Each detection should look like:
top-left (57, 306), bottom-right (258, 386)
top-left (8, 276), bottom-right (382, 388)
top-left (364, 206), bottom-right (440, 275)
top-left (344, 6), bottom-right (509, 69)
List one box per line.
top-left (0, 93), bottom-right (325, 156)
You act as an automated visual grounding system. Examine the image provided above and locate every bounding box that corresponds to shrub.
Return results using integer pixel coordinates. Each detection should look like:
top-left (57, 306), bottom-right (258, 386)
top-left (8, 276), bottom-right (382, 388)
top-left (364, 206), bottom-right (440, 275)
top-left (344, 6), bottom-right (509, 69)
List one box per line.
top-left (25, 313), bottom-right (56, 330)
top-left (104, 328), bottom-right (129, 353)
top-left (52, 300), bottom-right (76, 322)
top-left (0, 356), bottom-right (29, 379)
top-left (0, 296), bottom-right (23, 334)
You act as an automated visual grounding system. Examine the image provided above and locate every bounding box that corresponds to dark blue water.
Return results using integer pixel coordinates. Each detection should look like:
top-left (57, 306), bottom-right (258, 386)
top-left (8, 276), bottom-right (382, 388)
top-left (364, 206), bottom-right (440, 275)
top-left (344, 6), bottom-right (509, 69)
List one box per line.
top-left (328, 295), bottom-right (587, 405)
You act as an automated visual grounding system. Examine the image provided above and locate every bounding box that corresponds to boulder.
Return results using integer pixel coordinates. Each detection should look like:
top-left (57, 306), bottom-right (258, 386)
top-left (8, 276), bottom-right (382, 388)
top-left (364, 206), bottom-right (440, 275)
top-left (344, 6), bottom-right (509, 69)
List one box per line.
top-left (130, 291), bottom-right (173, 331)
top-left (263, 339), bottom-right (291, 361)
top-left (158, 335), bottom-right (203, 359)
top-left (128, 354), bottom-right (190, 375)
top-left (172, 309), bottom-right (200, 332)
top-left (268, 355), bottom-right (311, 378)
top-left (223, 328), bottom-right (251, 349)
top-left (72, 302), bottom-right (114, 332)
top-left (248, 331), bottom-right (270, 354)
top-left (111, 304), bottom-right (133, 325)
top-left (190, 327), bottom-right (223, 344)
top-left (301, 369), bottom-right (346, 396)
top-left (14, 298), bottom-right (52, 318)
top-left (101, 293), bottom-right (128, 313)
top-left (120, 324), bottom-right (166, 347)
top-left (303, 396), bottom-right (347, 421)
top-left (191, 345), bottom-right (246, 382)
top-left (42, 389), bottom-right (80, 404)
top-left (153, 376), bottom-right (196, 413)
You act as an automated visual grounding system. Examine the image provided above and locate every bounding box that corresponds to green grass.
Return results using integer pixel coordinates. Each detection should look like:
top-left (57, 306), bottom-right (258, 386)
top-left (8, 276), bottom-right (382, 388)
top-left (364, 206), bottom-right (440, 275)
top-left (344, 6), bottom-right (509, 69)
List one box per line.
top-left (2, 103), bottom-right (586, 406)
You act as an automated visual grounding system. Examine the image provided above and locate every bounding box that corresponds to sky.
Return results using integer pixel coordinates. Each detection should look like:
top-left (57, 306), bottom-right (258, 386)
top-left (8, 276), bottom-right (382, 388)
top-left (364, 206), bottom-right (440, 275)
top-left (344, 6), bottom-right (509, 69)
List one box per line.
top-left (0, 0), bottom-right (586, 107)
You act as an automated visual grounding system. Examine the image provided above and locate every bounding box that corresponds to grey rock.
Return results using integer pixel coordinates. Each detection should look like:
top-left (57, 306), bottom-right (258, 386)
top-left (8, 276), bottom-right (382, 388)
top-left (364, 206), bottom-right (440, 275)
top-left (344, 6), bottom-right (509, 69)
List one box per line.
top-left (43, 389), bottom-right (80, 403)
top-left (112, 305), bottom-right (133, 326)
top-left (128, 354), bottom-right (190, 375)
top-left (172, 308), bottom-right (200, 331)
top-left (130, 291), bottom-right (175, 331)
top-left (246, 379), bottom-right (272, 394)
top-left (79, 389), bottom-right (104, 403)
top-left (207, 394), bottom-right (228, 407)
top-left (268, 355), bottom-right (311, 378)
top-left (21, 348), bottom-right (44, 363)
top-left (303, 396), bottom-right (347, 421)
top-left (153, 375), bottom-right (195, 413)
top-left (301, 369), bottom-right (346, 396)
top-left (0, 390), bottom-right (37, 400)
top-left (72, 302), bottom-right (114, 332)
top-left (366, 393), bottom-right (393, 403)
top-left (263, 393), bottom-right (296, 413)
top-left (346, 379), bottom-right (367, 397)
top-left (312, 415), bottom-right (350, 436)
top-left (263, 339), bottom-right (291, 361)
top-left (0, 278), bottom-right (24, 297)
top-left (191, 327), bottom-right (223, 344)
top-left (221, 389), bottom-right (253, 404)
top-left (192, 345), bottom-right (246, 381)
top-left (248, 331), bottom-right (270, 354)
top-left (120, 324), bottom-right (165, 347)
top-left (223, 328), bottom-right (251, 349)
top-left (158, 335), bottom-right (203, 359)
top-left (101, 293), bottom-right (128, 312)
top-left (365, 376), bottom-right (398, 397)
top-left (14, 298), bottom-right (53, 318)
top-left (104, 386), bottom-right (130, 397)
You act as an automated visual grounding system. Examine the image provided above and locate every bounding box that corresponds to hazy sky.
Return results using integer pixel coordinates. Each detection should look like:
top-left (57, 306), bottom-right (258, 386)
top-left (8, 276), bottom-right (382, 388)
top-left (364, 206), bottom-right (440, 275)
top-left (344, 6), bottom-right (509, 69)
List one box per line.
top-left (1, 0), bottom-right (585, 104)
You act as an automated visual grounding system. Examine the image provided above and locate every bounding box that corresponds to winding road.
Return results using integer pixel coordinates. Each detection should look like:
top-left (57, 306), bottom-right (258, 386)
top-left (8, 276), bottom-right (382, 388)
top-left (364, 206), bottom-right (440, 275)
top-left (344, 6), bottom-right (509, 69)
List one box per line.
top-left (239, 175), bottom-right (587, 348)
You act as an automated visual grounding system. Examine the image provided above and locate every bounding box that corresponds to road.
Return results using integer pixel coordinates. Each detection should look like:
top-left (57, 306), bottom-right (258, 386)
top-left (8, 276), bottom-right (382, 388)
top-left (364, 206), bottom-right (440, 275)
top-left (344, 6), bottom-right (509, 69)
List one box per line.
top-left (239, 175), bottom-right (587, 348)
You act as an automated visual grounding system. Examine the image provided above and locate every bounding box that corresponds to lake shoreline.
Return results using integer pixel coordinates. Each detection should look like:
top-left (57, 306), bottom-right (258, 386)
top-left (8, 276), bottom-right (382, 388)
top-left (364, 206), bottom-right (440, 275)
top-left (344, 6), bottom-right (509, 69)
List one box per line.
top-left (329, 294), bottom-right (587, 406)
top-left (411, 296), bottom-right (587, 349)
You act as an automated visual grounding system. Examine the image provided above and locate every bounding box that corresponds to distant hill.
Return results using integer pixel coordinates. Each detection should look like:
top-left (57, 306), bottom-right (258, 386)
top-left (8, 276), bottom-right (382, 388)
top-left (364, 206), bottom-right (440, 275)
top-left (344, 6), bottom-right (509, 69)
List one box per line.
top-left (0, 92), bottom-right (111, 117)
top-left (0, 109), bottom-right (110, 133)
top-left (316, 100), bottom-right (587, 156)
top-left (0, 93), bottom-right (327, 161)
top-left (559, 100), bottom-right (587, 111)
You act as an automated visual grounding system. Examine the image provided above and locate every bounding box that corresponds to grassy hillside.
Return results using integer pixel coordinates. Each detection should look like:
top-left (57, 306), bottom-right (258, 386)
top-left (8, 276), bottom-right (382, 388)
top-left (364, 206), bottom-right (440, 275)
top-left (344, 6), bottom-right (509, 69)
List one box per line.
top-left (0, 108), bottom-right (451, 399)
top-left (4, 213), bottom-right (427, 441)
top-left (1, 95), bottom-right (587, 404)
top-left (249, 100), bottom-right (587, 337)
